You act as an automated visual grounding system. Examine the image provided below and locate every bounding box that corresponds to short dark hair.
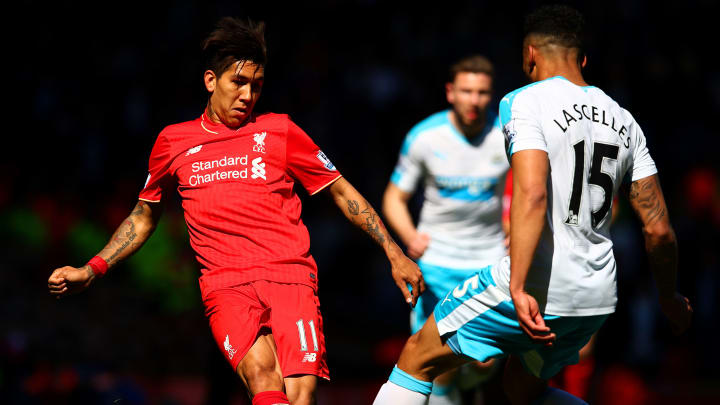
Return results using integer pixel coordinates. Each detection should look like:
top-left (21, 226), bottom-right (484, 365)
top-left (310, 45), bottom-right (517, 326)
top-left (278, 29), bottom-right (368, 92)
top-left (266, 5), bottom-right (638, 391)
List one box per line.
top-left (524, 4), bottom-right (585, 51)
top-left (449, 55), bottom-right (495, 82)
top-left (202, 17), bottom-right (267, 76)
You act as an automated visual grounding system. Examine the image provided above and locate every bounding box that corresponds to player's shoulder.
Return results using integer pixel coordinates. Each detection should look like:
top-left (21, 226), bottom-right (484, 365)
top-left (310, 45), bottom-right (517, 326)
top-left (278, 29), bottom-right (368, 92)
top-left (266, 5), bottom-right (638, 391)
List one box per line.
top-left (410, 110), bottom-right (451, 135)
top-left (500, 77), bottom-right (565, 108)
top-left (500, 77), bottom-right (580, 125)
top-left (246, 112), bottom-right (292, 131)
top-left (400, 110), bottom-right (451, 153)
top-left (159, 116), bottom-right (201, 134)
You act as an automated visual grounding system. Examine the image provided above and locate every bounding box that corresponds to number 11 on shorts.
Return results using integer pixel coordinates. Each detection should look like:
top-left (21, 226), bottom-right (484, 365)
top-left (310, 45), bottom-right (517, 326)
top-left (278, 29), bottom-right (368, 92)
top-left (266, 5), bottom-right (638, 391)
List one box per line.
top-left (296, 319), bottom-right (319, 351)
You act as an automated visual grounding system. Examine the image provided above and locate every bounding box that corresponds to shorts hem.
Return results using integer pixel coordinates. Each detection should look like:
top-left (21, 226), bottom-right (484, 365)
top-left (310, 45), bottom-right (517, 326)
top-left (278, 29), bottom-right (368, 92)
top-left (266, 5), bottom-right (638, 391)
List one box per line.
top-left (283, 368), bottom-right (330, 381)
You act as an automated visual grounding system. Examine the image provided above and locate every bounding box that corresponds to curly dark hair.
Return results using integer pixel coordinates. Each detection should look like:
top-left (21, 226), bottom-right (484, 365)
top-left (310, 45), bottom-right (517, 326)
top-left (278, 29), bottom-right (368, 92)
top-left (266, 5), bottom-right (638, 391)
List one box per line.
top-left (524, 4), bottom-right (585, 51)
top-left (202, 17), bottom-right (267, 76)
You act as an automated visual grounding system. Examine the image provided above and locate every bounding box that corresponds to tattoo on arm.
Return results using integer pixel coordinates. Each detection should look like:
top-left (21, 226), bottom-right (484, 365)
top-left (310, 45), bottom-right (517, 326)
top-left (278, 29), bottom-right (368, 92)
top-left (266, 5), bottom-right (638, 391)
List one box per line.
top-left (107, 219), bottom-right (138, 263)
top-left (101, 201), bottom-right (153, 266)
top-left (347, 200), bottom-right (360, 215)
top-left (346, 199), bottom-right (393, 247)
top-left (628, 176), bottom-right (666, 227)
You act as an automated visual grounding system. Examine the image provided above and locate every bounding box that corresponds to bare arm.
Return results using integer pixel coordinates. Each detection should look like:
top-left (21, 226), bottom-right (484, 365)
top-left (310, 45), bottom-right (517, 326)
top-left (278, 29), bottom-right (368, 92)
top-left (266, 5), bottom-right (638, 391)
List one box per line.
top-left (48, 200), bottom-right (162, 297)
top-left (626, 174), bottom-right (692, 333)
top-left (382, 183), bottom-right (430, 259)
top-left (508, 150), bottom-right (555, 345)
top-left (327, 177), bottom-right (425, 305)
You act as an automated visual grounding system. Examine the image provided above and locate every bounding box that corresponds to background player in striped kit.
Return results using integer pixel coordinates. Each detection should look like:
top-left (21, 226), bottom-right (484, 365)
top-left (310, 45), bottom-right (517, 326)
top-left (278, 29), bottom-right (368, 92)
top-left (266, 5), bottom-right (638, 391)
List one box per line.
top-left (374, 5), bottom-right (692, 404)
top-left (382, 55), bottom-right (508, 404)
top-left (47, 17), bottom-right (424, 405)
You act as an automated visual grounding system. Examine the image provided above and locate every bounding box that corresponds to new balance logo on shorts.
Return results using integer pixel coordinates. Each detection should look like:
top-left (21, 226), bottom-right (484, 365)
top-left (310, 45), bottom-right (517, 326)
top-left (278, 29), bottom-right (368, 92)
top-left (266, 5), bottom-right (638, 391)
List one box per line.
top-left (302, 353), bottom-right (317, 363)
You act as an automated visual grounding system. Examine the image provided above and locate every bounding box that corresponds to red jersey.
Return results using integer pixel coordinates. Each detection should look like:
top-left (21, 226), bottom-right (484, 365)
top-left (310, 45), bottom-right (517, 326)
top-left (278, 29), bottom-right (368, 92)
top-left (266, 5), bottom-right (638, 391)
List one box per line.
top-left (138, 112), bottom-right (342, 295)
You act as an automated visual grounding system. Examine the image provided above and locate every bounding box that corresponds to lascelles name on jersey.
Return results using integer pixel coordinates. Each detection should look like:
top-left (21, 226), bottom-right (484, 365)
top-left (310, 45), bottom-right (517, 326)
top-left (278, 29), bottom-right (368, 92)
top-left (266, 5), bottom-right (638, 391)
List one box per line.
top-left (552, 103), bottom-right (631, 148)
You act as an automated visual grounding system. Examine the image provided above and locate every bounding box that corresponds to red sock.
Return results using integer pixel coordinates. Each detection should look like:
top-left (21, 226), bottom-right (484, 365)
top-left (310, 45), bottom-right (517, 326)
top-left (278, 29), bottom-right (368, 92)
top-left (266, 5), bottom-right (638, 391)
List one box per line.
top-left (252, 390), bottom-right (290, 405)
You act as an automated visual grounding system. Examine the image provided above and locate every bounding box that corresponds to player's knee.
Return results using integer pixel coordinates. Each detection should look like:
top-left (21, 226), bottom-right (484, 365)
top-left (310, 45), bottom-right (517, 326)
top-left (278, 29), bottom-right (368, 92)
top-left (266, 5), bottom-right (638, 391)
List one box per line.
top-left (241, 361), bottom-right (283, 393)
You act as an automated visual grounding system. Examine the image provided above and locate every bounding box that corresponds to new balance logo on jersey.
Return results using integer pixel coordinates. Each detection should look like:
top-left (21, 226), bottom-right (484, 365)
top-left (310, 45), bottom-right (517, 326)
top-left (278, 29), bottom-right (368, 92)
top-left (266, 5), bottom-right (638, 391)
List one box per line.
top-left (251, 157), bottom-right (266, 180)
top-left (253, 132), bottom-right (266, 153)
top-left (186, 145), bottom-right (203, 156)
top-left (302, 353), bottom-right (317, 363)
top-left (224, 335), bottom-right (237, 360)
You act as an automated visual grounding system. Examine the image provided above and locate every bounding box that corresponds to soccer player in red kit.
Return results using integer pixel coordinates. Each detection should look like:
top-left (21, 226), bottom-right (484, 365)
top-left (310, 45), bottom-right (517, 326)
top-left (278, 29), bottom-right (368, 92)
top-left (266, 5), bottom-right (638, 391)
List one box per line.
top-left (47, 18), bottom-right (424, 405)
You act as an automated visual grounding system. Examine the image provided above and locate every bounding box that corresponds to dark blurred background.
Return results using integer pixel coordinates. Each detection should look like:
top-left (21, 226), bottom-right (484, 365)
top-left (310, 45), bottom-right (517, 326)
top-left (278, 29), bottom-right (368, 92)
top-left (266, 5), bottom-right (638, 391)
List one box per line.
top-left (2, 0), bottom-right (719, 404)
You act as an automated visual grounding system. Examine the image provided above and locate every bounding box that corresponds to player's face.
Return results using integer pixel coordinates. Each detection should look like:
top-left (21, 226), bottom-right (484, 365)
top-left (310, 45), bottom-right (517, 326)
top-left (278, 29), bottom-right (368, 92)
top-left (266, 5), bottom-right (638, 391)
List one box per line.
top-left (205, 61), bottom-right (264, 128)
top-left (446, 72), bottom-right (493, 127)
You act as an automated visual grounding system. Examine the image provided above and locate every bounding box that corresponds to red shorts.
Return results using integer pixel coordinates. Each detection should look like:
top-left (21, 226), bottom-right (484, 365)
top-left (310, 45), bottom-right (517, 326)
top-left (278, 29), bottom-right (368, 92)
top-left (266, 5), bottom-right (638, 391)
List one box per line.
top-left (203, 280), bottom-right (330, 379)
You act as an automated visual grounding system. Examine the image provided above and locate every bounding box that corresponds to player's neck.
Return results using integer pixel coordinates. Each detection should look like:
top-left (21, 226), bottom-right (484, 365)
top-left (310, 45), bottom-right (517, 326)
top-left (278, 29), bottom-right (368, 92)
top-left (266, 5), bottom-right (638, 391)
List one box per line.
top-left (535, 61), bottom-right (588, 87)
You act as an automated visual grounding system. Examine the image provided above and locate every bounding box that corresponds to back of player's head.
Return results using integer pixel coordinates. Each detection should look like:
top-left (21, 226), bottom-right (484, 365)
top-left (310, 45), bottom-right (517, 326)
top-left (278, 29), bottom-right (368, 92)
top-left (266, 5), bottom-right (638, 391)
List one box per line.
top-left (449, 55), bottom-right (495, 83)
top-left (203, 17), bottom-right (267, 76)
top-left (524, 4), bottom-right (585, 52)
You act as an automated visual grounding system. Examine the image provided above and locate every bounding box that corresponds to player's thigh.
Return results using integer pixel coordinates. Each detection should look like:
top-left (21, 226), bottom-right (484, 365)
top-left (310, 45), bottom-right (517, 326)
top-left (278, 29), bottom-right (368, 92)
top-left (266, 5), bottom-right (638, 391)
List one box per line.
top-left (285, 374), bottom-right (317, 405)
top-left (260, 282), bottom-right (330, 380)
top-left (237, 332), bottom-right (284, 395)
top-left (398, 312), bottom-right (470, 381)
top-left (203, 286), bottom-right (269, 375)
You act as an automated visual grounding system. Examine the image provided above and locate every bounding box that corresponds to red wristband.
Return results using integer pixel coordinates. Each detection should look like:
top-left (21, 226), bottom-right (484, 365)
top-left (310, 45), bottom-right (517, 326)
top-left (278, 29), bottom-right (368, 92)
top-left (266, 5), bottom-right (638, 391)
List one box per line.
top-left (86, 256), bottom-right (108, 277)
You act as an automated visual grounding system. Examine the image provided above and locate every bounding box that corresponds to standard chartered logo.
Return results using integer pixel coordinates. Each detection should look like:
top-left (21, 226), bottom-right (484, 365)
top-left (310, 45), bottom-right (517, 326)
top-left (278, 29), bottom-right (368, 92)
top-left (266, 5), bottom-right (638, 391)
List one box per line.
top-left (251, 157), bottom-right (266, 180)
top-left (188, 154), bottom-right (267, 186)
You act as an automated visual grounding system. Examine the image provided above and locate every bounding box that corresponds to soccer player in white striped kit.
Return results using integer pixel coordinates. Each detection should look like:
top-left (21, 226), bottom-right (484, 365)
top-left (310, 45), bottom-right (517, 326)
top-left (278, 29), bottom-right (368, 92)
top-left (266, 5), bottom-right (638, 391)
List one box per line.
top-left (382, 55), bottom-right (507, 404)
top-left (374, 5), bottom-right (692, 404)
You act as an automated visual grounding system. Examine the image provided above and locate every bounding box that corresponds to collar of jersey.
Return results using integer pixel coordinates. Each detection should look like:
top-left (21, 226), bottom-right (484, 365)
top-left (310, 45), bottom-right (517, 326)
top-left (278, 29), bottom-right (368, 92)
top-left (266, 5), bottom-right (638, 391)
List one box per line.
top-left (550, 75), bottom-right (597, 90)
top-left (200, 111), bottom-right (248, 135)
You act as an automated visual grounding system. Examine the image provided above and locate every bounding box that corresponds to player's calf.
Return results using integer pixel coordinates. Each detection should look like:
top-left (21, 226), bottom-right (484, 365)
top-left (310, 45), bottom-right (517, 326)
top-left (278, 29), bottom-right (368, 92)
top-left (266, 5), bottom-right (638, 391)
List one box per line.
top-left (374, 315), bottom-right (469, 404)
top-left (285, 375), bottom-right (317, 405)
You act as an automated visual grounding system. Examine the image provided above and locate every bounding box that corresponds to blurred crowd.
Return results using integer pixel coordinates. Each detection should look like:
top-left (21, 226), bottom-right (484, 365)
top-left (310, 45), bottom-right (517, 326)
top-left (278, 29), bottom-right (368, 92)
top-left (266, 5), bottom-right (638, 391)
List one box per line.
top-left (2, 0), bottom-right (719, 404)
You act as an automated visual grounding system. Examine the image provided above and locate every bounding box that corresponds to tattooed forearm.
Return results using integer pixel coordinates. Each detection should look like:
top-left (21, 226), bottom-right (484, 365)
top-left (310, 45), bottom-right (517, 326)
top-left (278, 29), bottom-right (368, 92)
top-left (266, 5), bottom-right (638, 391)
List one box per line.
top-left (646, 229), bottom-right (678, 297)
top-left (362, 206), bottom-right (385, 245)
top-left (97, 201), bottom-right (158, 268)
top-left (107, 219), bottom-right (138, 264)
top-left (628, 176), bottom-right (666, 227)
top-left (346, 199), bottom-right (394, 247)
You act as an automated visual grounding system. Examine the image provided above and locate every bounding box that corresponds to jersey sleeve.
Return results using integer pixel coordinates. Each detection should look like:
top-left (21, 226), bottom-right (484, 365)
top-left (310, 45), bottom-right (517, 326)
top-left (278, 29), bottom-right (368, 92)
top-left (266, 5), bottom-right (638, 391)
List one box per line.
top-left (499, 91), bottom-right (547, 157)
top-left (627, 119), bottom-right (658, 181)
top-left (138, 133), bottom-right (174, 202)
top-left (286, 119), bottom-right (342, 195)
top-left (389, 129), bottom-right (425, 193)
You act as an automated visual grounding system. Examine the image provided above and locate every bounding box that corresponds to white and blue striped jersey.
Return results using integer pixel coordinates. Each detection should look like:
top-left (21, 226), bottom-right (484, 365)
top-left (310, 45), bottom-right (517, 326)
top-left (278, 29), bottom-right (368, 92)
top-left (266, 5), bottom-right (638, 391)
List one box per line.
top-left (497, 76), bottom-right (657, 316)
top-left (391, 110), bottom-right (509, 269)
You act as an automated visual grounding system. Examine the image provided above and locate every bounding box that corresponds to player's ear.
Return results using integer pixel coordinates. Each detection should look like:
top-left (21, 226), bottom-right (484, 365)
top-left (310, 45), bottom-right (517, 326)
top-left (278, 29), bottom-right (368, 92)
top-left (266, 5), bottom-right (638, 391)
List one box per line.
top-left (526, 45), bottom-right (537, 75)
top-left (580, 54), bottom-right (587, 69)
top-left (204, 70), bottom-right (217, 93)
top-left (446, 82), bottom-right (455, 104)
